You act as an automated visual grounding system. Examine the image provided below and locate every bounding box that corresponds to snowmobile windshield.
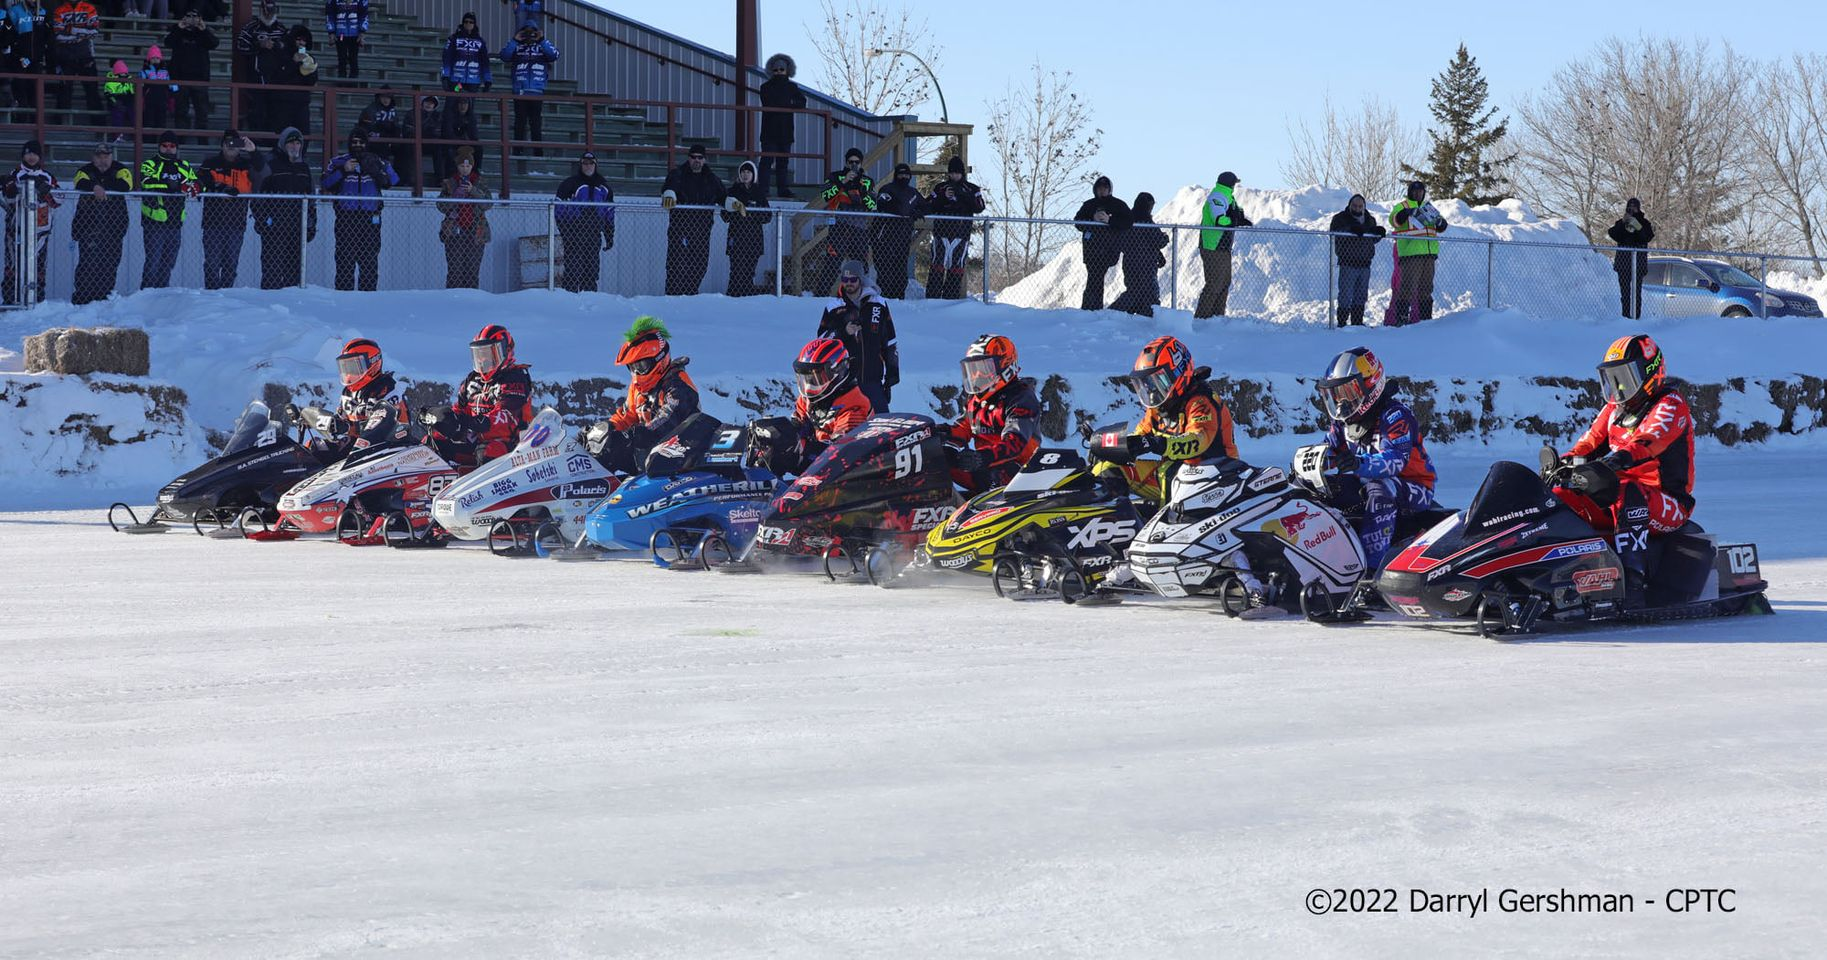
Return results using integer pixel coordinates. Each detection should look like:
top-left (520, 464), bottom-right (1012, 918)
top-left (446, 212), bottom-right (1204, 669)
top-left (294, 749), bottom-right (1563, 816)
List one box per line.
top-left (1598, 359), bottom-right (1645, 405)
top-left (470, 341), bottom-right (505, 375)
top-left (223, 402), bottom-right (274, 454)
top-left (1128, 365), bottom-right (1176, 408)
top-left (337, 352), bottom-right (375, 386)
top-left (960, 356), bottom-right (1003, 396)
top-left (1317, 375), bottom-right (1367, 420)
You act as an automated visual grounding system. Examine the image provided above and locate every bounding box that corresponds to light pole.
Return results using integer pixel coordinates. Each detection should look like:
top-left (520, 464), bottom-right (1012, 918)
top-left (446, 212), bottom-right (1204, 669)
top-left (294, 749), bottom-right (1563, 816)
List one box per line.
top-left (866, 47), bottom-right (948, 123)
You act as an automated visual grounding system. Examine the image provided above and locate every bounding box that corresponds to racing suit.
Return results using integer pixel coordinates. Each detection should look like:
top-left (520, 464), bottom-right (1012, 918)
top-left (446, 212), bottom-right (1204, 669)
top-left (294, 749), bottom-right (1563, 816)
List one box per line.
top-left (1323, 391), bottom-right (1438, 570)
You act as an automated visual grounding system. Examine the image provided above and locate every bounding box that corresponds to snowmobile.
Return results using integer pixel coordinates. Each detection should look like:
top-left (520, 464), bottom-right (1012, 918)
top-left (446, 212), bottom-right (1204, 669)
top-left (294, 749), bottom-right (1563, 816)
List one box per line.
top-left (255, 429), bottom-right (463, 545)
top-left (1375, 453), bottom-right (1772, 638)
top-left (1094, 431), bottom-right (1371, 619)
top-left (577, 415), bottom-right (780, 567)
top-left (737, 414), bottom-right (959, 580)
top-left (915, 446), bottom-right (1142, 602)
top-left (428, 408), bottom-right (620, 556)
top-left (108, 401), bottom-right (327, 537)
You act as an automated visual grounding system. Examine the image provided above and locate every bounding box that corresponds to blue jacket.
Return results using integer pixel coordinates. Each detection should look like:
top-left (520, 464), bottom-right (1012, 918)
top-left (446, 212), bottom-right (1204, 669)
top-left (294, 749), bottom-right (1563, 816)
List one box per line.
top-left (499, 36), bottom-right (556, 95)
top-left (320, 152), bottom-right (399, 214)
top-left (324, 0), bottom-right (368, 38)
top-left (1325, 392), bottom-right (1436, 490)
top-left (441, 30), bottom-right (491, 87)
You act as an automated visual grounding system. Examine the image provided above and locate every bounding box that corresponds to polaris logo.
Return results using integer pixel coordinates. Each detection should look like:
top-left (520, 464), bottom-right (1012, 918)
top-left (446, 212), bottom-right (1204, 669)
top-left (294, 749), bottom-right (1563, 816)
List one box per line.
top-left (551, 481), bottom-right (612, 500)
top-left (1544, 540), bottom-right (1607, 561)
top-left (1066, 516), bottom-right (1137, 550)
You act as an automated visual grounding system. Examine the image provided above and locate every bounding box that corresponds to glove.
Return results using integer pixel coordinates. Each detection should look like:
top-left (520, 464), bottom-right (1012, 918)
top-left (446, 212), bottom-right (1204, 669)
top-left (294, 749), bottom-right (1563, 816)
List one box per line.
top-left (180, 180), bottom-right (201, 199)
top-left (950, 447), bottom-right (984, 472)
top-left (1330, 446), bottom-right (1359, 474)
top-left (1599, 450), bottom-right (1634, 471)
top-left (1137, 434), bottom-right (1168, 457)
top-left (584, 420), bottom-right (611, 456)
top-left (282, 403), bottom-right (301, 425)
top-left (660, 192), bottom-right (677, 211)
top-left (419, 404), bottom-right (454, 429)
top-left (729, 198), bottom-right (746, 216)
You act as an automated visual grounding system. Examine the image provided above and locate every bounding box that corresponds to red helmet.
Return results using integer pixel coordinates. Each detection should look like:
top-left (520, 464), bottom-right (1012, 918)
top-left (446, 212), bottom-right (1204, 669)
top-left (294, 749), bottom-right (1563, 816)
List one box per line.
top-left (794, 337), bottom-right (852, 403)
top-left (470, 324), bottom-right (514, 378)
top-left (1317, 347), bottom-right (1385, 422)
top-left (615, 316), bottom-right (671, 391)
top-left (960, 334), bottom-right (1019, 397)
top-left (1599, 333), bottom-right (1666, 415)
top-left (1128, 335), bottom-right (1194, 409)
top-left (336, 337), bottom-right (383, 391)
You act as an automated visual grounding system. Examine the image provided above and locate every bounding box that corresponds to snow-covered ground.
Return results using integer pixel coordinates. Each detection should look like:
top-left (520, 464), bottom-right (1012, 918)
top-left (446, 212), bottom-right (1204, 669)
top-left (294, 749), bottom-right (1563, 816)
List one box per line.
top-left (4, 455), bottom-right (1824, 957)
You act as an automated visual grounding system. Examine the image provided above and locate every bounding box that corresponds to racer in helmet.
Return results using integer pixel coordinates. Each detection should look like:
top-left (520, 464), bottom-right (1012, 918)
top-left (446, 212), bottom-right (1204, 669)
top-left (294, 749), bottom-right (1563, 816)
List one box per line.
top-left (752, 337), bottom-right (874, 475)
top-left (945, 333), bottom-right (1041, 492)
top-left (1550, 334), bottom-right (1695, 604)
top-left (586, 315), bottom-right (701, 473)
top-left (1096, 335), bottom-right (1238, 501)
top-left (1313, 346), bottom-right (1438, 571)
top-left (288, 337), bottom-right (409, 458)
top-left (423, 323), bottom-right (535, 464)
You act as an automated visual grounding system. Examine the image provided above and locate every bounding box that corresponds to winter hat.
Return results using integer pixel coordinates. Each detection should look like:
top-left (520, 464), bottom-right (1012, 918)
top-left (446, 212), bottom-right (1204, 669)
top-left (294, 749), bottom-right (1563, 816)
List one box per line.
top-left (687, 143), bottom-right (706, 158)
top-left (147, 44), bottom-right (163, 59)
top-left (844, 147), bottom-right (864, 163)
top-left (460, 11), bottom-right (477, 24)
top-left (422, 95), bottom-right (439, 108)
top-left (111, 59), bottom-right (129, 73)
top-left (1093, 175), bottom-right (1112, 194)
top-left (1626, 197), bottom-right (1642, 212)
top-left (765, 53), bottom-right (796, 78)
top-left (348, 129), bottom-right (368, 148)
top-left (737, 159), bottom-right (757, 179)
top-left (22, 139), bottom-right (43, 158)
top-left (1216, 171), bottom-right (1240, 188)
top-left (94, 140), bottom-right (115, 155)
top-left (579, 150), bottom-right (597, 162)
top-left (455, 145), bottom-right (476, 164)
top-left (222, 127), bottom-right (242, 146)
top-left (157, 130), bottom-right (180, 146)
top-left (893, 162), bottom-right (911, 178)
top-left (947, 156), bottom-right (965, 175)
top-left (1406, 180), bottom-right (1426, 200)
top-left (838, 259), bottom-right (867, 281)
top-left (279, 126), bottom-right (304, 146)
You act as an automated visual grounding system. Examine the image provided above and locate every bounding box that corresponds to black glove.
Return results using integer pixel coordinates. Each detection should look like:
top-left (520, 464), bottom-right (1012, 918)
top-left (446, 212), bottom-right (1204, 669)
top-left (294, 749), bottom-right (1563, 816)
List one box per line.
top-left (282, 403), bottom-right (301, 425)
top-left (1599, 450), bottom-right (1634, 471)
top-left (950, 447), bottom-right (984, 472)
top-left (1137, 434), bottom-right (1167, 457)
top-left (1331, 446), bottom-right (1359, 474)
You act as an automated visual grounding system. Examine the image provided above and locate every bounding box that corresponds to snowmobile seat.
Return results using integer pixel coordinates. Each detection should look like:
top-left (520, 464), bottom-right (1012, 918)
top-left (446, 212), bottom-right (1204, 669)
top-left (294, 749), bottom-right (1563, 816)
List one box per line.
top-left (1645, 524), bottom-right (1717, 605)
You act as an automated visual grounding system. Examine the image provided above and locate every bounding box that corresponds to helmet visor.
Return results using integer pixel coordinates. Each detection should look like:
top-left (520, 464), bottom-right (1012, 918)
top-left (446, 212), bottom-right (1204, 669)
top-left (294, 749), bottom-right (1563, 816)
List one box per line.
top-left (1128, 364), bottom-right (1176, 408)
top-left (1317, 376), bottom-right (1366, 420)
top-left (471, 341), bottom-right (505, 374)
top-left (1598, 359), bottom-right (1645, 405)
top-left (796, 366), bottom-right (837, 397)
top-left (960, 356), bottom-right (1003, 395)
top-left (336, 352), bottom-right (375, 386)
top-left (628, 356), bottom-right (661, 377)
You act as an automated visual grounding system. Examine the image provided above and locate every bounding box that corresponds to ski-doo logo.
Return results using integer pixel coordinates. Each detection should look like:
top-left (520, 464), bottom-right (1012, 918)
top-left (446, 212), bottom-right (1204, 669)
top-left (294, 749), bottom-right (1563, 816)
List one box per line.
top-left (1479, 507), bottom-right (1538, 528)
top-left (1573, 567), bottom-right (1621, 594)
top-left (1544, 539), bottom-right (1606, 561)
top-left (1066, 516), bottom-right (1137, 550)
top-left (566, 454), bottom-right (598, 477)
top-left (551, 481), bottom-right (611, 501)
top-left (489, 478), bottom-right (517, 497)
top-left (527, 462), bottom-right (559, 483)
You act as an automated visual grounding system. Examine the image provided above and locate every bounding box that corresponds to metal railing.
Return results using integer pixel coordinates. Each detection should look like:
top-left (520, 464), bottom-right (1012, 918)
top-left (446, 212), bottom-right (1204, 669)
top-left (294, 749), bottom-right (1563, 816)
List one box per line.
top-left (9, 188), bottom-right (1826, 320)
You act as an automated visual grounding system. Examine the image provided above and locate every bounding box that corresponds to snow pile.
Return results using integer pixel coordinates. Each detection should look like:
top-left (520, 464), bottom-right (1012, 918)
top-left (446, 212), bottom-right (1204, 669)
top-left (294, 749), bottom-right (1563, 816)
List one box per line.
top-left (1766, 270), bottom-right (1827, 303)
top-left (0, 375), bottom-right (208, 508)
top-left (998, 185), bottom-right (1613, 321)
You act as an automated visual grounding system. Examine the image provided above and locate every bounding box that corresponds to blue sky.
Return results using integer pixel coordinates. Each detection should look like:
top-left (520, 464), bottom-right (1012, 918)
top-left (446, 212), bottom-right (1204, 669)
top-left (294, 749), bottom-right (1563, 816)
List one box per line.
top-left (599, 1), bottom-right (1811, 203)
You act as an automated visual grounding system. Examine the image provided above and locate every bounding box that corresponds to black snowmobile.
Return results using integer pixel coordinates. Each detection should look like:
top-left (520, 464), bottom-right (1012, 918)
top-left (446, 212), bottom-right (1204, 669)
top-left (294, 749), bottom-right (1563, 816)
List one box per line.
top-left (108, 401), bottom-right (328, 537)
top-left (1375, 453), bottom-right (1772, 637)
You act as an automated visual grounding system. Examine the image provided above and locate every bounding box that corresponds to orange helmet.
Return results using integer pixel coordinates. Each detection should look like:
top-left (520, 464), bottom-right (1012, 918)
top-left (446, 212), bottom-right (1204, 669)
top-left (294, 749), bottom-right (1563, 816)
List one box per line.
top-left (470, 324), bottom-right (514, 378)
top-left (1598, 333), bottom-right (1665, 415)
top-left (336, 337), bottom-right (383, 391)
top-left (1128, 335), bottom-right (1194, 409)
top-left (615, 316), bottom-right (671, 391)
top-left (794, 337), bottom-right (852, 403)
top-left (961, 334), bottom-right (1019, 397)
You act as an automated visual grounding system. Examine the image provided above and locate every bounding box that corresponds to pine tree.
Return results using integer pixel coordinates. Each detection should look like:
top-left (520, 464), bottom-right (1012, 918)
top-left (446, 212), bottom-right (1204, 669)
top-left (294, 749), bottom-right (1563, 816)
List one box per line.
top-left (1401, 45), bottom-right (1515, 205)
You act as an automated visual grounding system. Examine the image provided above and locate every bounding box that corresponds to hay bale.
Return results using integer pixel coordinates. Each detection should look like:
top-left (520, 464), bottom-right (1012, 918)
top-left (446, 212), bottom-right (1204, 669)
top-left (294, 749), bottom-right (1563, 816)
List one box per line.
top-left (23, 326), bottom-right (151, 376)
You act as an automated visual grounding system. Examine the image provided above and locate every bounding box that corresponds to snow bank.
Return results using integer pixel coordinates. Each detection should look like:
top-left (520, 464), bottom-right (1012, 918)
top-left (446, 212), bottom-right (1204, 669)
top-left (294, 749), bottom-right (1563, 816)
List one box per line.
top-left (4, 286), bottom-right (1826, 509)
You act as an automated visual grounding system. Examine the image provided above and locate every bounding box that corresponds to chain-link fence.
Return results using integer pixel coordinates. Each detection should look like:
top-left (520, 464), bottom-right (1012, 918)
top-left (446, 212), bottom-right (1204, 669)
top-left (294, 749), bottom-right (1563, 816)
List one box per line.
top-left (10, 191), bottom-right (1825, 323)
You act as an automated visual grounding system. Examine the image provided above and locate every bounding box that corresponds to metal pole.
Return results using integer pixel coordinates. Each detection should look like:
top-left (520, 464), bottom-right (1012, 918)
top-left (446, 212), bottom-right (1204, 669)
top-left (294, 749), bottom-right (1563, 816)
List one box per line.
top-left (298, 194), bottom-right (309, 288)
top-left (25, 190), bottom-right (38, 306)
top-left (1485, 240), bottom-right (1494, 309)
top-left (1758, 254), bottom-right (1768, 318)
top-left (546, 202), bottom-right (557, 291)
top-left (773, 207), bottom-right (784, 297)
top-left (1168, 225), bottom-right (1179, 312)
top-left (1326, 236), bottom-right (1335, 326)
top-left (978, 222), bottom-right (989, 302)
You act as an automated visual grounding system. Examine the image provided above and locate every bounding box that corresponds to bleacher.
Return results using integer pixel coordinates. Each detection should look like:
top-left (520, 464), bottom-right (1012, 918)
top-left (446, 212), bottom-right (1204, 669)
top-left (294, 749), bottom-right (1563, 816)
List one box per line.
top-left (18, 1), bottom-right (718, 197)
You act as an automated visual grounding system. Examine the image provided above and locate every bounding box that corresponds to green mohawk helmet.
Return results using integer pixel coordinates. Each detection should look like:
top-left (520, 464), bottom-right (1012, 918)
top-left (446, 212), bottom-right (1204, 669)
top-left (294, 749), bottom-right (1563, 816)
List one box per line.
top-left (623, 315), bottom-right (670, 344)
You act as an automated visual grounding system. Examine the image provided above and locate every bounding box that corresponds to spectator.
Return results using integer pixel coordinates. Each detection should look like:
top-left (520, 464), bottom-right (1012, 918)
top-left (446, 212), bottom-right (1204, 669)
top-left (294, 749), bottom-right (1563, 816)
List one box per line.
top-left (439, 93), bottom-right (480, 180)
top-left (659, 143), bottom-right (725, 296)
top-left (499, 24), bottom-right (557, 165)
top-left (321, 128), bottom-right (397, 291)
top-left (412, 93), bottom-right (442, 187)
top-left (925, 155), bottom-right (983, 300)
top-left (1386, 179), bottom-right (1446, 326)
top-left (869, 162), bottom-right (924, 300)
top-left (1607, 198), bottom-right (1654, 319)
top-left (137, 130), bottom-right (199, 289)
top-left (554, 151), bottom-right (613, 293)
top-left (127, 0), bottom-right (171, 17)
top-left (437, 147), bottom-right (493, 288)
top-left (162, 8), bottom-right (218, 138)
top-left (1110, 191), bottom-right (1167, 317)
top-left (198, 129), bottom-right (262, 289)
top-left (510, 0), bottom-right (540, 32)
top-left (757, 53), bottom-right (804, 198)
top-left (50, 0), bottom-right (102, 123)
top-left (440, 11), bottom-right (490, 94)
top-left (1327, 193), bottom-right (1385, 327)
top-left (356, 90), bottom-right (406, 166)
top-left (816, 259), bottom-right (898, 410)
top-left (324, 0), bottom-right (367, 79)
top-left (813, 146), bottom-right (875, 296)
top-left (139, 44), bottom-right (175, 132)
top-left (1073, 175), bottom-right (1131, 311)
top-left (234, 0), bottom-right (286, 133)
top-left (3, 139), bottom-right (60, 304)
top-left (251, 126), bottom-right (316, 289)
top-left (4, 0), bottom-right (52, 126)
top-left (1194, 170), bottom-right (1251, 318)
top-left (101, 58), bottom-right (132, 129)
top-left (721, 159), bottom-right (771, 297)
top-left (266, 24), bottom-right (318, 137)
top-left (71, 141), bottom-right (133, 304)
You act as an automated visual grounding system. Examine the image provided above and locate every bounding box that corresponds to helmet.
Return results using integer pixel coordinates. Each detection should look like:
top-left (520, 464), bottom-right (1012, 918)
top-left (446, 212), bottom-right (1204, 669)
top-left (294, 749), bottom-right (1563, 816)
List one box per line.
top-left (615, 315), bottom-right (671, 391)
top-left (793, 337), bottom-right (852, 404)
top-left (1127, 336), bottom-right (1194, 409)
top-left (1597, 333), bottom-right (1665, 415)
top-left (1317, 347), bottom-right (1385, 422)
top-left (470, 324), bottom-right (514, 378)
top-left (336, 337), bottom-right (383, 391)
top-left (960, 334), bottom-right (1018, 397)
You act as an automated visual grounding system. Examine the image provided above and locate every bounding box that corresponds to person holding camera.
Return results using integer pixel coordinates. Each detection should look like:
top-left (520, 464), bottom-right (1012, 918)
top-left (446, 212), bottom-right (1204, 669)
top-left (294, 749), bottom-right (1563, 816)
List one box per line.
top-left (162, 8), bottom-right (218, 137)
top-left (198, 129), bottom-right (263, 289)
top-left (814, 146), bottom-right (875, 295)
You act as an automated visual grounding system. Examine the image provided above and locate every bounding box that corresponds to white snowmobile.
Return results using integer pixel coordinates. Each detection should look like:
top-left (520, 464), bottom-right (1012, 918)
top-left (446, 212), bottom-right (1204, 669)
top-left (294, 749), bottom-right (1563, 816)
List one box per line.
top-left (429, 408), bottom-right (619, 556)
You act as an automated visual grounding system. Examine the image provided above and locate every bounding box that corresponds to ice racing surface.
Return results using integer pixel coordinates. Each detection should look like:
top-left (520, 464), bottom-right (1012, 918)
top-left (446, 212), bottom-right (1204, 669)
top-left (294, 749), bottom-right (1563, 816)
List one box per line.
top-left (4, 457), bottom-right (1826, 957)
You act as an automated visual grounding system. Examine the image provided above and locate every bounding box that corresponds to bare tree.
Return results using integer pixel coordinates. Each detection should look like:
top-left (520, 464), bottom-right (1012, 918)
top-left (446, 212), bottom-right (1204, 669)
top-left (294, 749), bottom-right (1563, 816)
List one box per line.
top-left (1514, 37), bottom-right (1755, 251)
top-left (804, 0), bottom-right (941, 117)
top-left (1744, 56), bottom-right (1827, 271)
top-left (982, 62), bottom-right (1102, 282)
top-left (1282, 94), bottom-right (1425, 199)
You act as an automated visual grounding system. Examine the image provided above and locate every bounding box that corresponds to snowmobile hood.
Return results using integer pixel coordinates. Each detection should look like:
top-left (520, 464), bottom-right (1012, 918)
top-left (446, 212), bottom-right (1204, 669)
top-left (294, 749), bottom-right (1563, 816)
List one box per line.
top-left (431, 408), bottom-right (617, 541)
top-left (757, 415), bottom-right (957, 555)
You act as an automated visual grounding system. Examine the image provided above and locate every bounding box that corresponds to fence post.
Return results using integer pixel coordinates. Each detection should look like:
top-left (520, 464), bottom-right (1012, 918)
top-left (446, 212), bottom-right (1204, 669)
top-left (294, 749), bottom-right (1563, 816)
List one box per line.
top-left (546, 201), bottom-right (557, 291)
top-left (298, 195), bottom-right (309, 288)
top-left (1758, 254), bottom-right (1769, 317)
top-left (1326, 235), bottom-right (1335, 326)
top-left (1168, 225), bottom-right (1179, 312)
top-left (1485, 240), bottom-right (1494, 309)
top-left (979, 221), bottom-right (991, 302)
top-left (773, 207), bottom-right (784, 297)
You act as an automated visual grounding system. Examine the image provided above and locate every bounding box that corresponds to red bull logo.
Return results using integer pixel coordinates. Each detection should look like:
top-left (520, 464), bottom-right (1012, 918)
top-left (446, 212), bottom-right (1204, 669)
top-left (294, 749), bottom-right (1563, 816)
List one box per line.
top-left (1262, 505), bottom-right (1322, 543)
